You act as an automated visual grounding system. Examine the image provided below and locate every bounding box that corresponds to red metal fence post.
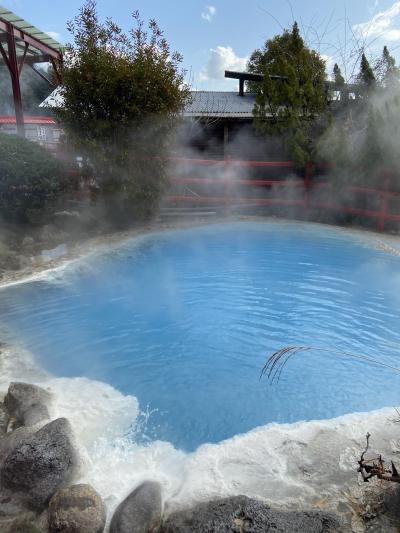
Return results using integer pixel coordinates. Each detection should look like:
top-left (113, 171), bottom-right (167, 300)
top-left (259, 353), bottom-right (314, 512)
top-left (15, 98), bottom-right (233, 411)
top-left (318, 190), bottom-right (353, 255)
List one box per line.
top-left (378, 176), bottom-right (389, 232)
top-left (224, 154), bottom-right (233, 207)
top-left (304, 162), bottom-right (313, 210)
top-left (166, 159), bottom-right (399, 233)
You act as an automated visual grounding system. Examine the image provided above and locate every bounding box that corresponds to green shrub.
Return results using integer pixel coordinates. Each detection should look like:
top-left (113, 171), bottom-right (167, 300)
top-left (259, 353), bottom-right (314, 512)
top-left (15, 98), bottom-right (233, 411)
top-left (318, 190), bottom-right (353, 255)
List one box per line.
top-left (58, 1), bottom-right (190, 225)
top-left (0, 132), bottom-right (66, 224)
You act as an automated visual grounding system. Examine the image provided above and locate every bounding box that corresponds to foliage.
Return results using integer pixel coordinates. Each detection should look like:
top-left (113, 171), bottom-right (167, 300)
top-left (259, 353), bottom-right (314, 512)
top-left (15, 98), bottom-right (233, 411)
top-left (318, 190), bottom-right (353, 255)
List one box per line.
top-left (358, 107), bottom-right (384, 177)
top-left (333, 63), bottom-right (345, 86)
top-left (358, 53), bottom-right (375, 93)
top-left (57, 0), bottom-right (190, 223)
top-left (0, 132), bottom-right (65, 223)
top-left (248, 22), bottom-right (327, 167)
top-left (318, 46), bottom-right (400, 188)
top-left (374, 46), bottom-right (400, 87)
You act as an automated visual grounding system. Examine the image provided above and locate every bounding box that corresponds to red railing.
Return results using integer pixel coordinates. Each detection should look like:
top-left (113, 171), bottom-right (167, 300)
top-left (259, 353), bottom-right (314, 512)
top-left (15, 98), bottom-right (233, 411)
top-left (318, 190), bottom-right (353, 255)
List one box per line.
top-left (168, 158), bottom-right (295, 168)
top-left (166, 158), bottom-right (400, 232)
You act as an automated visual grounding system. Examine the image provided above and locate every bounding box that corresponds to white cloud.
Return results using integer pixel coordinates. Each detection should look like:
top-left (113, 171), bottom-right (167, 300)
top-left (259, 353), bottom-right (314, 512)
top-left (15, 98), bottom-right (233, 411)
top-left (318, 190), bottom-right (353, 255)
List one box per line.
top-left (199, 46), bottom-right (247, 82)
top-left (45, 31), bottom-right (62, 41)
top-left (201, 5), bottom-right (216, 23)
top-left (321, 54), bottom-right (335, 75)
top-left (353, 1), bottom-right (400, 41)
top-left (384, 28), bottom-right (400, 40)
top-left (368, 0), bottom-right (380, 14)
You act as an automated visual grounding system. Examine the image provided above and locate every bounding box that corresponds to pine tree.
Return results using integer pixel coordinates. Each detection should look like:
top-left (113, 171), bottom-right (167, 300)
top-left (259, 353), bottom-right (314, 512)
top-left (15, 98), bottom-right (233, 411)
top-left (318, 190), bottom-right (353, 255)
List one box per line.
top-left (381, 46), bottom-right (400, 87)
top-left (248, 22), bottom-right (327, 166)
top-left (358, 53), bottom-right (375, 91)
top-left (333, 64), bottom-right (345, 86)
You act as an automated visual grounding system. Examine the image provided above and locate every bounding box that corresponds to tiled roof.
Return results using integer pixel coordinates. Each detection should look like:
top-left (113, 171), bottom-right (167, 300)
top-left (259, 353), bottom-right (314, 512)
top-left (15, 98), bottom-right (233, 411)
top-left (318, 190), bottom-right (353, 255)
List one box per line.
top-left (0, 115), bottom-right (56, 124)
top-left (185, 91), bottom-right (256, 117)
top-left (0, 6), bottom-right (63, 56)
top-left (40, 89), bottom-right (258, 118)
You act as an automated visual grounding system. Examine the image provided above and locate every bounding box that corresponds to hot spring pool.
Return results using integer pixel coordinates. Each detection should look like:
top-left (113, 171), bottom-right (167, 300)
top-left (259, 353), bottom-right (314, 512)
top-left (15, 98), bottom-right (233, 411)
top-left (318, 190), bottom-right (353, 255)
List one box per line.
top-left (1, 221), bottom-right (400, 452)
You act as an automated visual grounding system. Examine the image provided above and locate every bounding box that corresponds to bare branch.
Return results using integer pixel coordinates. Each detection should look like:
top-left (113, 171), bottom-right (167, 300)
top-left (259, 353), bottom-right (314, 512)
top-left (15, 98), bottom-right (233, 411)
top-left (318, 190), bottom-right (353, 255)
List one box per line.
top-left (261, 346), bottom-right (400, 384)
top-left (358, 433), bottom-right (400, 484)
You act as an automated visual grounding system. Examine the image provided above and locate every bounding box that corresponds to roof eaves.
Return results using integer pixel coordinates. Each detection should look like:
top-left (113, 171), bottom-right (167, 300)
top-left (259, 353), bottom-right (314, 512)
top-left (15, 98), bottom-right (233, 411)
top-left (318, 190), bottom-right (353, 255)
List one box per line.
top-left (0, 6), bottom-right (64, 54)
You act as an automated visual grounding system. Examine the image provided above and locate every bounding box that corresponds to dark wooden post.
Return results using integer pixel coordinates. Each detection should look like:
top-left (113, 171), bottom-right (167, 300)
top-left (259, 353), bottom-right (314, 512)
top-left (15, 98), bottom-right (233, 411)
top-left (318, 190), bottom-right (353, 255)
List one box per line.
top-left (6, 23), bottom-right (25, 137)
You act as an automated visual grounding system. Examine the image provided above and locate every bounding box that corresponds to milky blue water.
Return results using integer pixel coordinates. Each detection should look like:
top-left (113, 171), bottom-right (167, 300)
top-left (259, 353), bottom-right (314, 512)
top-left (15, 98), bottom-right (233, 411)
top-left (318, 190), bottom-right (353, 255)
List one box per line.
top-left (1, 222), bottom-right (400, 451)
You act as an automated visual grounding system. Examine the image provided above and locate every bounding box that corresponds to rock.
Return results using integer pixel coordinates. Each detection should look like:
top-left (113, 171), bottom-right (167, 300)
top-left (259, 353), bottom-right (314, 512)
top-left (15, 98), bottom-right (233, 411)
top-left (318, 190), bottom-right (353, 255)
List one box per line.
top-left (0, 489), bottom-right (50, 529)
top-left (39, 224), bottom-right (59, 243)
top-left (21, 403), bottom-right (50, 427)
top-left (0, 426), bottom-right (36, 469)
top-left (0, 418), bottom-right (79, 510)
top-left (110, 481), bottom-right (162, 533)
top-left (0, 250), bottom-right (21, 271)
top-left (0, 512), bottom-right (45, 533)
top-left (362, 485), bottom-right (400, 532)
top-left (8, 514), bottom-right (45, 533)
top-left (16, 254), bottom-right (31, 270)
top-left (39, 224), bottom-right (70, 246)
top-left (0, 402), bottom-right (8, 434)
top-left (0, 240), bottom-right (10, 255)
top-left (0, 486), bottom-right (28, 517)
top-left (160, 496), bottom-right (343, 533)
top-left (21, 236), bottom-right (35, 248)
top-left (53, 211), bottom-right (81, 232)
top-left (48, 484), bottom-right (106, 533)
top-left (4, 382), bottom-right (52, 428)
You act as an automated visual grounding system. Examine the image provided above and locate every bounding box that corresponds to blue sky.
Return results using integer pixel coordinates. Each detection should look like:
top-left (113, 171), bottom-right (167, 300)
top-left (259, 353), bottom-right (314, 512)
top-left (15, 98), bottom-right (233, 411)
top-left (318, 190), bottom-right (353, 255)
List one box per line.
top-left (3, 0), bottom-right (400, 89)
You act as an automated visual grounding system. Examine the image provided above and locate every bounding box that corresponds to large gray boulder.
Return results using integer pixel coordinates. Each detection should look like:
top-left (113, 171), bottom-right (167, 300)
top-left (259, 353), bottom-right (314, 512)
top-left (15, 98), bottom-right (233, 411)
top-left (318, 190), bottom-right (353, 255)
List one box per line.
top-left (39, 224), bottom-right (63, 244)
top-left (0, 250), bottom-right (21, 272)
top-left (0, 486), bottom-right (28, 518)
top-left (0, 426), bottom-right (36, 469)
top-left (4, 382), bottom-right (52, 428)
top-left (0, 418), bottom-right (79, 510)
top-left (0, 512), bottom-right (47, 533)
top-left (160, 496), bottom-right (343, 533)
top-left (0, 512), bottom-right (45, 533)
top-left (0, 402), bottom-right (8, 434)
top-left (48, 483), bottom-right (106, 533)
top-left (110, 481), bottom-right (162, 533)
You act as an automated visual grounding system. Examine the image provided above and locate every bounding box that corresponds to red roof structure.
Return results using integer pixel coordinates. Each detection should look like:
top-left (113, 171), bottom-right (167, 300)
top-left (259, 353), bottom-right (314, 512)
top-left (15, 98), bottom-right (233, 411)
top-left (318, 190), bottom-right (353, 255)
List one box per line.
top-left (0, 115), bottom-right (56, 125)
top-left (0, 7), bottom-right (63, 136)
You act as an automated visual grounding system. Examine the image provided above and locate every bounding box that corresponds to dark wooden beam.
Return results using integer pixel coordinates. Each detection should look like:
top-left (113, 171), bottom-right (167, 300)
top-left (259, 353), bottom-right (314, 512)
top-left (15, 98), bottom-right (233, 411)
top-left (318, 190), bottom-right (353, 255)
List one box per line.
top-left (239, 78), bottom-right (244, 97)
top-left (5, 22), bottom-right (24, 136)
top-left (225, 70), bottom-right (364, 101)
top-left (0, 18), bottom-right (62, 60)
top-left (0, 40), bottom-right (10, 70)
top-left (50, 57), bottom-right (62, 85)
top-left (29, 63), bottom-right (54, 86)
top-left (18, 42), bottom-right (29, 75)
top-left (225, 70), bottom-right (264, 83)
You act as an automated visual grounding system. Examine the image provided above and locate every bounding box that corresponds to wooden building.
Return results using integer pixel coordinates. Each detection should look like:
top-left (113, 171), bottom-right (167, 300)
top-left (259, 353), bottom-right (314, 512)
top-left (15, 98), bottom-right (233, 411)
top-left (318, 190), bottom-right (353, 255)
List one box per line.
top-left (0, 115), bottom-right (61, 149)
